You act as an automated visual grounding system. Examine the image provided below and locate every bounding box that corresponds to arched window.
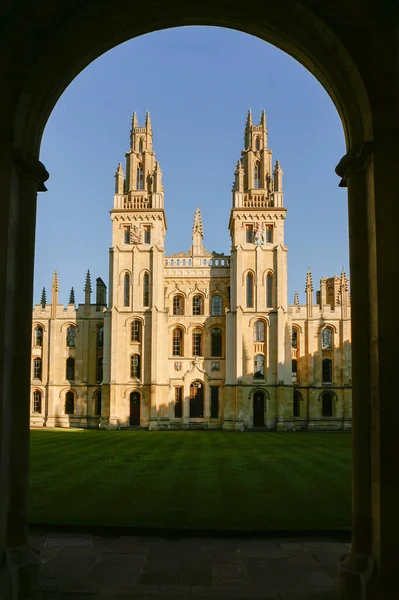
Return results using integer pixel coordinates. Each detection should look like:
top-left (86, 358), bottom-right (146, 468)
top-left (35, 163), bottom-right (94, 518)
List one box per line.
top-left (138, 139), bottom-right (143, 153)
top-left (246, 273), bottom-right (254, 308)
top-left (211, 328), bottom-right (222, 357)
top-left (211, 295), bottom-right (223, 316)
top-left (322, 392), bottom-right (334, 417)
top-left (254, 320), bottom-right (265, 342)
top-left (255, 136), bottom-right (260, 151)
top-left (172, 328), bottom-right (183, 356)
top-left (254, 355), bottom-right (265, 379)
top-left (33, 390), bottom-right (42, 413)
top-left (95, 390), bottom-right (102, 416)
top-left (66, 357), bottom-right (75, 381)
top-left (192, 295), bottom-right (203, 315)
top-left (292, 359), bottom-right (298, 383)
top-left (96, 357), bottom-right (103, 382)
top-left (292, 327), bottom-right (298, 349)
top-left (124, 273), bottom-right (130, 307)
top-left (322, 358), bottom-right (332, 383)
top-left (131, 320), bottom-right (141, 342)
top-left (321, 327), bottom-right (333, 349)
top-left (143, 273), bottom-right (150, 307)
top-left (265, 225), bottom-right (273, 243)
top-left (192, 329), bottom-right (202, 356)
top-left (97, 326), bottom-right (104, 348)
top-left (33, 357), bottom-right (42, 380)
top-left (293, 390), bottom-right (301, 418)
top-left (130, 354), bottom-right (141, 379)
top-left (173, 295), bottom-right (184, 315)
top-left (33, 325), bottom-right (43, 347)
top-left (137, 163), bottom-right (144, 190)
top-left (66, 325), bottom-right (76, 347)
top-left (65, 391), bottom-right (74, 415)
top-left (254, 161), bottom-right (261, 188)
top-left (266, 273), bottom-right (273, 308)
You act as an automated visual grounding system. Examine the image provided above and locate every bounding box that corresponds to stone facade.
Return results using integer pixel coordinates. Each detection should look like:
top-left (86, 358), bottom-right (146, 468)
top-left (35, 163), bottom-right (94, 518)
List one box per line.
top-left (30, 112), bottom-right (351, 431)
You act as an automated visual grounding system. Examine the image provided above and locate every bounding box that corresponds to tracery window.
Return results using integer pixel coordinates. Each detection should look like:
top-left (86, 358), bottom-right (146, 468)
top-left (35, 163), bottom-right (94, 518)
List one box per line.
top-left (292, 359), bottom-right (298, 383)
top-left (66, 357), bottom-right (75, 381)
top-left (211, 295), bottom-right (223, 316)
top-left (131, 320), bottom-right (141, 342)
top-left (266, 273), bottom-right (273, 308)
top-left (211, 328), bottom-right (222, 357)
top-left (33, 357), bottom-right (42, 380)
top-left (246, 273), bottom-right (254, 308)
top-left (192, 329), bottom-right (202, 356)
top-left (254, 354), bottom-right (265, 379)
top-left (322, 358), bottom-right (332, 383)
top-left (322, 392), bottom-right (334, 417)
top-left (321, 327), bottom-right (333, 349)
top-left (137, 163), bottom-right (144, 190)
top-left (254, 320), bottom-right (265, 342)
top-left (173, 295), bottom-right (184, 316)
top-left (96, 357), bottom-right (103, 382)
top-left (124, 273), bottom-right (130, 307)
top-left (143, 273), bottom-right (150, 307)
top-left (172, 328), bottom-right (183, 356)
top-left (66, 325), bottom-right (76, 347)
top-left (254, 161), bottom-right (261, 189)
top-left (97, 326), bottom-right (104, 348)
top-left (33, 390), bottom-right (42, 413)
top-left (192, 295), bottom-right (203, 316)
top-left (130, 354), bottom-right (141, 379)
top-left (292, 327), bottom-right (298, 349)
top-left (65, 391), bottom-right (75, 415)
top-left (33, 325), bottom-right (43, 347)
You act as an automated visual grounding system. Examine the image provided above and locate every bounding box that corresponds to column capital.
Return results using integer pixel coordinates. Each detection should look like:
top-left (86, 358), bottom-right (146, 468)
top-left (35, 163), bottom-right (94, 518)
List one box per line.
top-left (13, 148), bottom-right (49, 191)
top-left (335, 142), bottom-right (373, 188)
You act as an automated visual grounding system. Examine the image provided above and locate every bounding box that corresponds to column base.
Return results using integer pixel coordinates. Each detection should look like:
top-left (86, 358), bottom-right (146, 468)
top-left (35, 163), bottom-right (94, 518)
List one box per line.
top-left (338, 552), bottom-right (375, 599)
top-left (1, 545), bottom-right (41, 600)
top-left (234, 419), bottom-right (244, 431)
top-left (108, 418), bottom-right (119, 429)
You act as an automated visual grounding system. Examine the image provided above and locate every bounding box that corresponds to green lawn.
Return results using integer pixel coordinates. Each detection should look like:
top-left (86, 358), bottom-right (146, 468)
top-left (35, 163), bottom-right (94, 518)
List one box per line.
top-left (29, 430), bottom-right (352, 531)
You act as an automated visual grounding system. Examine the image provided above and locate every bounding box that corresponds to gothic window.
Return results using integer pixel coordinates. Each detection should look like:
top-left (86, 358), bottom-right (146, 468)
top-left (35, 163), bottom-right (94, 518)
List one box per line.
top-left (173, 295), bottom-right (184, 316)
top-left (143, 273), bottom-right (150, 307)
top-left (137, 163), bottom-right (144, 190)
top-left (211, 328), bottom-right (222, 357)
top-left (172, 328), bottom-right (183, 356)
top-left (33, 357), bottom-right (42, 380)
top-left (130, 354), bottom-right (141, 379)
top-left (33, 390), bottom-right (42, 413)
top-left (192, 295), bottom-right (203, 315)
top-left (211, 295), bottom-right (223, 316)
top-left (95, 391), bottom-right (102, 416)
top-left (174, 387), bottom-right (183, 418)
top-left (321, 327), bottom-right (333, 349)
top-left (292, 359), bottom-right (298, 383)
top-left (138, 139), bottom-right (143, 153)
top-left (254, 320), bottom-right (265, 342)
top-left (124, 273), bottom-right (130, 307)
top-left (97, 326), bottom-right (104, 348)
top-left (322, 358), bottom-right (332, 383)
top-left (33, 325), bottom-right (43, 347)
top-left (66, 357), bottom-right (75, 381)
top-left (255, 136), bottom-right (260, 151)
top-left (266, 225), bottom-right (273, 243)
top-left (124, 226), bottom-right (131, 244)
top-left (292, 327), bottom-right (298, 349)
top-left (266, 273), bottom-right (273, 308)
top-left (210, 386), bottom-right (219, 418)
top-left (322, 392), bottom-right (334, 417)
top-left (246, 273), bottom-right (254, 308)
top-left (254, 161), bottom-right (261, 188)
top-left (96, 357), bottom-right (103, 382)
top-left (293, 390), bottom-right (301, 418)
top-left (144, 226), bottom-right (151, 244)
top-left (131, 320), bottom-right (141, 342)
top-left (254, 354), bottom-right (265, 379)
top-left (65, 391), bottom-right (74, 415)
top-left (246, 224), bottom-right (254, 243)
top-left (192, 329), bottom-right (202, 356)
top-left (66, 325), bottom-right (76, 347)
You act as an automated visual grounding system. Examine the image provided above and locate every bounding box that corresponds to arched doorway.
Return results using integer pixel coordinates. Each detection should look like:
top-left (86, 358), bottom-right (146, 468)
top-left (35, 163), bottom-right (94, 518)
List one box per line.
top-left (129, 391), bottom-right (141, 426)
top-left (253, 390), bottom-right (265, 427)
top-left (189, 381), bottom-right (204, 418)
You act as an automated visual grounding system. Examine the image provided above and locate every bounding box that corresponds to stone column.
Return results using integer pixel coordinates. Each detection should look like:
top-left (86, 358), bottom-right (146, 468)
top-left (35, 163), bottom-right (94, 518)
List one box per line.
top-left (0, 149), bottom-right (48, 598)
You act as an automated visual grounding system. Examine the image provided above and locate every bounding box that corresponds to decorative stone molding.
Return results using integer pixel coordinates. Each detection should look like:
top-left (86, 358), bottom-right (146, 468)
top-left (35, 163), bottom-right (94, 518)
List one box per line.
top-left (335, 141), bottom-right (373, 187)
top-left (13, 148), bottom-right (49, 191)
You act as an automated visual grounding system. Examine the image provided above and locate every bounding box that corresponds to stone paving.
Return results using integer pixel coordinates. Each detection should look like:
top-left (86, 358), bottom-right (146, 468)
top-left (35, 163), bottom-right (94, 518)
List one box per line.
top-left (30, 530), bottom-right (350, 599)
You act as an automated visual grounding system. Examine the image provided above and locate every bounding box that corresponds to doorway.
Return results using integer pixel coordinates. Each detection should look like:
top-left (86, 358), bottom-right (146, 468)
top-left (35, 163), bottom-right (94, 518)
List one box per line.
top-left (190, 381), bottom-right (204, 418)
top-left (253, 391), bottom-right (265, 427)
top-left (129, 392), bottom-right (141, 426)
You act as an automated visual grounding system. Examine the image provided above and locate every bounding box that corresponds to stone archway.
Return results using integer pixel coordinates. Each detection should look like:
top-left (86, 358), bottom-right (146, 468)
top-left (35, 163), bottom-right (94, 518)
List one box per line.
top-left (2, 2), bottom-right (399, 599)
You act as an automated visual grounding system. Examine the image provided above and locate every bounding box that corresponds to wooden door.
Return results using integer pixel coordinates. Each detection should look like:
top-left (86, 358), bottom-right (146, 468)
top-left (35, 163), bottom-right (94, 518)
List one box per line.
top-left (129, 392), bottom-right (141, 426)
top-left (253, 391), bottom-right (265, 426)
top-left (190, 382), bottom-right (204, 418)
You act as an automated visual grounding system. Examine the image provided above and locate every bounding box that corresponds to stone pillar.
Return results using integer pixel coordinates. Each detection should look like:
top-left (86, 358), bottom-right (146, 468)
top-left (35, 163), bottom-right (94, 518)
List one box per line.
top-left (0, 149), bottom-right (48, 598)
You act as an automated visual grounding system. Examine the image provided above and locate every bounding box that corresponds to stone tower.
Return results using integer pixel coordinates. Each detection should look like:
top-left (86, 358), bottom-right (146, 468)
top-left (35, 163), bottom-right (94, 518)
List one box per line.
top-left (226, 110), bottom-right (292, 430)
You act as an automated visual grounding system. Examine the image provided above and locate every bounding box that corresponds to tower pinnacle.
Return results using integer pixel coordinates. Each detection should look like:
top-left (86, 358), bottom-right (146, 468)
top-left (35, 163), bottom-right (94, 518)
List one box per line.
top-left (192, 208), bottom-right (204, 256)
top-left (51, 271), bottom-right (58, 317)
top-left (84, 270), bottom-right (92, 305)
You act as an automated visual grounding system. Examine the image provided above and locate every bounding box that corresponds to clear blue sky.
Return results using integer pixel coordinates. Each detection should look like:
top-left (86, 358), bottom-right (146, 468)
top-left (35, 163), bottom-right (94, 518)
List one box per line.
top-left (36, 26), bottom-right (348, 307)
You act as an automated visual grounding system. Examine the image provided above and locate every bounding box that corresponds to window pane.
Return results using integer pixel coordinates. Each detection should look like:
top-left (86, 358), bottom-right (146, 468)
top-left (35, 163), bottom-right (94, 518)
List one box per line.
top-left (292, 359), bottom-right (298, 383)
top-left (211, 295), bottom-right (222, 316)
top-left (254, 161), bottom-right (261, 188)
top-left (143, 274), bottom-right (149, 307)
top-left (124, 227), bottom-right (131, 244)
top-left (173, 296), bottom-right (184, 315)
top-left (144, 226), bottom-right (151, 244)
top-left (254, 320), bottom-right (265, 342)
top-left (131, 321), bottom-right (140, 342)
top-left (172, 329), bottom-right (183, 356)
top-left (211, 328), bottom-right (222, 357)
top-left (137, 164), bottom-right (144, 190)
top-left (34, 326), bottom-right (43, 347)
top-left (124, 274), bottom-right (130, 307)
top-left (66, 326), bottom-right (76, 347)
top-left (193, 295), bottom-right (203, 315)
top-left (254, 355), bottom-right (264, 379)
top-left (33, 358), bottom-right (42, 380)
top-left (193, 331), bottom-right (202, 356)
top-left (33, 391), bottom-right (42, 413)
top-left (292, 328), bottom-right (298, 348)
top-left (266, 226), bottom-right (273, 243)
top-left (97, 357), bottom-right (103, 382)
top-left (322, 358), bottom-right (332, 383)
top-left (130, 354), bottom-right (141, 379)
top-left (246, 225), bottom-right (253, 243)
top-left (97, 326), bottom-right (104, 348)
top-left (266, 274), bottom-right (273, 308)
top-left (66, 358), bottom-right (75, 380)
top-left (246, 273), bottom-right (253, 308)
top-left (65, 392), bottom-right (74, 415)
top-left (322, 328), bottom-right (332, 349)
top-left (174, 387), bottom-right (183, 418)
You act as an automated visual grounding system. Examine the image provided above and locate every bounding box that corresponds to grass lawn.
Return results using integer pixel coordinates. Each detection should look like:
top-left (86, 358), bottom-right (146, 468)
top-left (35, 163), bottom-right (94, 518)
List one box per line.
top-left (29, 430), bottom-right (351, 532)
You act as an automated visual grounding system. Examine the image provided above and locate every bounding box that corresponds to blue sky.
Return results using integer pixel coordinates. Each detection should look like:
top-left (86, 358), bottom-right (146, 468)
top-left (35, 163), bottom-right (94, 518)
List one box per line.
top-left (36, 26), bottom-right (348, 306)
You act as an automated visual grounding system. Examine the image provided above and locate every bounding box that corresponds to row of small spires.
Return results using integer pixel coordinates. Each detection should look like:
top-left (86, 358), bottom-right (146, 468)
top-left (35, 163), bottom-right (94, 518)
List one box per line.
top-left (39, 270), bottom-right (104, 308)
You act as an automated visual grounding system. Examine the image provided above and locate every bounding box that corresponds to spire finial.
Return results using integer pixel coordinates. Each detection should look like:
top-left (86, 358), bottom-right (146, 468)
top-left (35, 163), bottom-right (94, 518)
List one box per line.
top-left (145, 111), bottom-right (152, 133)
top-left (305, 268), bottom-right (313, 292)
top-left (40, 287), bottom-right (47, 308)
top-left (84, 270), bottom-right (92, 305)
top-left (69, 287), bottom-right (75, 306)
top-left (192, 207), bottom-right (204, 237)
top-left (260, 108), bottom-right (266, 125)
top-left (132, 112), bottom-right (138, 128)
top-left (294, 291), bottom-right (299, 308)
top-left (52, 270), bottom-right (58, 292)
top-left (245, 109), bottom-right (252, 129)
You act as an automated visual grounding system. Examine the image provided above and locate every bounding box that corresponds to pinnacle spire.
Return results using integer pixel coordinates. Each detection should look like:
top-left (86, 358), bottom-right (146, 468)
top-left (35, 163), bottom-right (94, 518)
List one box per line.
top-left (245, 109), bottom-right (252, 130)
top-left (40, 287), bottom-right (46, 308)
top-left (84, 270), bottom-right (92, 305)
top-left (145, 111), bottom-right (152, 133)
top-left (192, 207), bottom-right (203, 237)
top-left (132, 112), bottom-right (138, 128)
top-left (260, 109), bottom-right (266, 125)
top-left (52, 270), bottom-right (58, 292)
top-left (305, 268), bottom-right (313, 291)
top-left (69, 287), bottom-right (75, 306)
top-left (294, 290), bottom-right (299, 308)
top-left (116, 162), bottom-right (124, 175)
